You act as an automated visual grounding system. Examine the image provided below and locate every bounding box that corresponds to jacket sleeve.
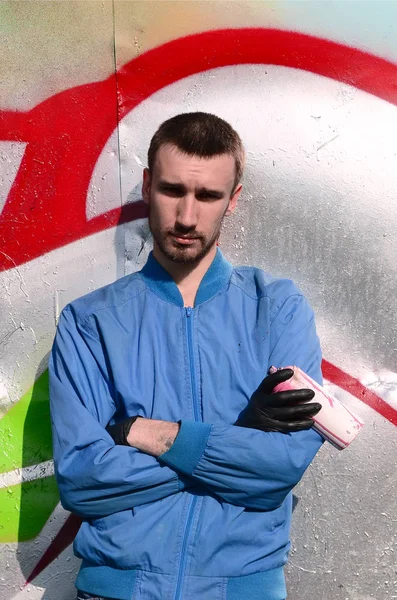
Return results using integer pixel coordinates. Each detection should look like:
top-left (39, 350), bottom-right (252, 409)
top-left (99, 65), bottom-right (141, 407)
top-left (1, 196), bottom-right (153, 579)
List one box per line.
top-left (49, 305), bottom-right (189, 520)
top-left (160, 292), bottom-right (324, 511)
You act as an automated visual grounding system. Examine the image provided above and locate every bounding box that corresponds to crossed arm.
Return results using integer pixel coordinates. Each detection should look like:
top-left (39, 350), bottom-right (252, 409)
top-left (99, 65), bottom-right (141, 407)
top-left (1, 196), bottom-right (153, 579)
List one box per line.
top-left (126, 418), bottom-right (180, 456)
top-left (49, 295), bottom-right (323, 520)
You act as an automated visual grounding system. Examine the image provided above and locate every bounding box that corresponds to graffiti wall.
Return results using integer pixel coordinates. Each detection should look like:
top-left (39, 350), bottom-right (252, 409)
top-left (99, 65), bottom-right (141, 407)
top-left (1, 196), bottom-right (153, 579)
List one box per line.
top-left (0, 1), bottom-right (396, 598)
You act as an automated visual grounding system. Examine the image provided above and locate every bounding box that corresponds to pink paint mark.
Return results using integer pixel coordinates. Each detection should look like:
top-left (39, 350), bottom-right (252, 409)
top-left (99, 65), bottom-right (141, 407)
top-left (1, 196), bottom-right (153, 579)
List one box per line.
top-left (25, 514), bottom-right (82, 585)
top-left (322, 359), bottom-right (397, 427)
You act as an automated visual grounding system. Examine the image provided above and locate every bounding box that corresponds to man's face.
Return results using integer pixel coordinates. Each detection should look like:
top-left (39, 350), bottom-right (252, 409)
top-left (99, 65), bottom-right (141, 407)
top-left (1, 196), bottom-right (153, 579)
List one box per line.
top-left (142, 144), bottom-right (241, 264)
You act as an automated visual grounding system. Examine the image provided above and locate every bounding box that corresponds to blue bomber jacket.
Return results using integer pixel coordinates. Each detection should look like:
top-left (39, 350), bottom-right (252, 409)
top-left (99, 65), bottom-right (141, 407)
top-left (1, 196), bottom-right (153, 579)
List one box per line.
top-left (49, 249), bottom-right (324, 600)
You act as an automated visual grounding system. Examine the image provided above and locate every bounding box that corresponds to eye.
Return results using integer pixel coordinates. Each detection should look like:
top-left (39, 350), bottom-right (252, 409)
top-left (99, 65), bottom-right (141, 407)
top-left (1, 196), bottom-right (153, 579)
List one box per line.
top-left (160, 186), bottom-right (184, 197)
top-left (196, 192), bottom-right (222, 201)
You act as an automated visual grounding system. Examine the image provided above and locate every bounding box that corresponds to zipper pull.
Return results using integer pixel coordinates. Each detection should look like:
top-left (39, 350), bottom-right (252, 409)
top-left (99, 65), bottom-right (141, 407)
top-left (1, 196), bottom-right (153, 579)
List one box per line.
top-left (186, 307), bottom-right (193, 317)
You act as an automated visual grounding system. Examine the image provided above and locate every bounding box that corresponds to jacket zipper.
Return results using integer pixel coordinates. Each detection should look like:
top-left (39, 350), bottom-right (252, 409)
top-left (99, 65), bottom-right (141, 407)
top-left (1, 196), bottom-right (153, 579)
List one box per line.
top-left (173, 307), bottom-right (199, 600)
top-left (186, 307), bottom-right (199, 421)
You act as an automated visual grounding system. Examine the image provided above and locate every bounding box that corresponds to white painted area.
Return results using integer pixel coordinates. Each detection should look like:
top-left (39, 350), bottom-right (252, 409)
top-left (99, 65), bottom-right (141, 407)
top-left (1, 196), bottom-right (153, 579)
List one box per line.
top-left (0, 460), bottom-right (54, 489)
top-left (86, 120), bottom-right (146, 220)
top-left (0, 378), bottom-right (10, 415)
top-left (361, 370), bottom-right (397, 409)
top-left (86, 130), bottom-right (121, 220)
top-left (123, 217), bottom-right (152, 274)
top-left (113, 64), bottom-right (397, 378)
top-left (0, 142), bottom-right (27, 215)
top-left (0, 226), bottom-right (124, 401)
top-left (323, 380), bottom-right (381, 425)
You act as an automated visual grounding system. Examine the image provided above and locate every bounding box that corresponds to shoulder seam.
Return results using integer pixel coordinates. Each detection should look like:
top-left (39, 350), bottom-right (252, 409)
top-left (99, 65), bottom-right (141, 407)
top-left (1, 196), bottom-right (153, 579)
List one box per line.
top-left (73, 278), bottom-right (147, 332)
top-left (230, 279), bottom-right (303, 311)
top-left (229, 279), bottom-right (270, 301)
top-left (269, 293), bottom-right (304, 324)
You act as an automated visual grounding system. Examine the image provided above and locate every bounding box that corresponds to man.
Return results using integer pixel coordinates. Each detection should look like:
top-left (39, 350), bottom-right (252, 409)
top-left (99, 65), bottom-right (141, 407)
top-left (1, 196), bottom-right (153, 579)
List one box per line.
top-left (49, 112), bottom-right (323, 600)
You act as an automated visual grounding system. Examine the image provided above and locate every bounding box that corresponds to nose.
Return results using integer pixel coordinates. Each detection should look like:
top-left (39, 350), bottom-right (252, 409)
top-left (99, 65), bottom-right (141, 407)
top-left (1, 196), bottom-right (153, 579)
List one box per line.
top-left (176, 195), bottom-right (198, 231)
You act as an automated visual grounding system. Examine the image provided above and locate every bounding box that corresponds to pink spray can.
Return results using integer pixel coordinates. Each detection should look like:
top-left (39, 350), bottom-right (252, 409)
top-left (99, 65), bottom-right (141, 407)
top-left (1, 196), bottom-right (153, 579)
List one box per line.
top-left (270, 366), bottom-right (364, 450)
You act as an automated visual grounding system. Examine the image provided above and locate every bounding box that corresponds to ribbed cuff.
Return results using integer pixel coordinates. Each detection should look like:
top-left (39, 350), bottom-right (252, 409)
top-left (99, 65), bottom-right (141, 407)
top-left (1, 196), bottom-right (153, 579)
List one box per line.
top-left (159, 420), bottom-right (212, 475)
top-left (76, 562), bottom-right (138, 600)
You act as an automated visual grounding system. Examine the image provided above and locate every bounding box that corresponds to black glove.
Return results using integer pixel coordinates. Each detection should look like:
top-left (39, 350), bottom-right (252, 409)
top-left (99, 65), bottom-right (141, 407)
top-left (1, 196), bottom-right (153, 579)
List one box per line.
top-left (106, 416), bottom-right (140, 445)
top-left (235, 368), bottom-right (321, 433)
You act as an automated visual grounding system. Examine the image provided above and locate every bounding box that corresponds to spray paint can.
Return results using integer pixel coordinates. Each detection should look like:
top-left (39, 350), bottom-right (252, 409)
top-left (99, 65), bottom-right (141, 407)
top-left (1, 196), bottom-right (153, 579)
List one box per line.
top-left (270, 366), bottom-right (364, 449)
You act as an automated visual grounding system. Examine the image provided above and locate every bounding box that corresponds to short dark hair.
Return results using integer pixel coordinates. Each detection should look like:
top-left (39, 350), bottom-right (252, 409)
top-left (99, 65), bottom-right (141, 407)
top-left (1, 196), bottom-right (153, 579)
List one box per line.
top-left (147, 112), bottom-right (245, 190)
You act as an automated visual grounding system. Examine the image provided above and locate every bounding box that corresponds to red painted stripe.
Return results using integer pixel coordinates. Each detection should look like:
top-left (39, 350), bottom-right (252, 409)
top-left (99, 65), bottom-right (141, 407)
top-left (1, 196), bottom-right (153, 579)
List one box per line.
top-left (117, 28), bottom-right (397, 117)
top-left (2, 28), bottom-right (397, 271)
top-left (322, 359), bottom-right (397, 427)
top-left (25, 514), bottom-right (82, 585)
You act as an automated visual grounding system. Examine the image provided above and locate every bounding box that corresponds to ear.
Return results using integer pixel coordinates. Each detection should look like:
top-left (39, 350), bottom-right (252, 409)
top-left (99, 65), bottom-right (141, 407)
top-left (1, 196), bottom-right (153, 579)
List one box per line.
top-left (225, 183), bottom-right (242, 216)
top-left (142, 168), bottom-right (151, 205)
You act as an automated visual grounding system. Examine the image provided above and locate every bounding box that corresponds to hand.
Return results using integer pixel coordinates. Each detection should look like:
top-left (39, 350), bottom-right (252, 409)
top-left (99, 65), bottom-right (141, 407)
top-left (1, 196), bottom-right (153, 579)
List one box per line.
top-left (235, 368), bottom-right (321, 433)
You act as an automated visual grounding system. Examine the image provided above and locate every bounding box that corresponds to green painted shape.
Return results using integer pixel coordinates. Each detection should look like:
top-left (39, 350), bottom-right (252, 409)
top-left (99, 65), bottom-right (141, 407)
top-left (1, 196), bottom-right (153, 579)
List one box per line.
top-left (0, 369), bottom-right (60, 542)
top-left (0, 476), bottom-right (59, 542)
top-left (0, 370), bottom-right (53, 474)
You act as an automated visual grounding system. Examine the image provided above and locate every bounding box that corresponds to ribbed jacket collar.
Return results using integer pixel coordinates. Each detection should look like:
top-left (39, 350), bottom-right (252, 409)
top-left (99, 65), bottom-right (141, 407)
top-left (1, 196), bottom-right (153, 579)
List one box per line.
top-left (139, 248), bottom-right (233, 307)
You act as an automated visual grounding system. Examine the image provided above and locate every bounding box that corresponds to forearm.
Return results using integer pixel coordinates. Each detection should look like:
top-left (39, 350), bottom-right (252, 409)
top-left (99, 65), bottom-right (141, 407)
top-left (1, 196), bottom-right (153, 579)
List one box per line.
top-left (125, 418), bottom-right (322, 511)
top-left (50, 308), bottom-right (193, 519)
top-left (51, 374), bottom-right (188, 519)
top-left (127, 418), bottom-right (180, 456)
top-left (160, 420), bottom-right (323, 510)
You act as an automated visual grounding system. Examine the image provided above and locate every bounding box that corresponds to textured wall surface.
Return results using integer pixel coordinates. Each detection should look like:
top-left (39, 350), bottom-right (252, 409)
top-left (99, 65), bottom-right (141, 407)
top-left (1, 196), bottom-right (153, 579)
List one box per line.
top-left (0, 1), bottom-right (396, 599)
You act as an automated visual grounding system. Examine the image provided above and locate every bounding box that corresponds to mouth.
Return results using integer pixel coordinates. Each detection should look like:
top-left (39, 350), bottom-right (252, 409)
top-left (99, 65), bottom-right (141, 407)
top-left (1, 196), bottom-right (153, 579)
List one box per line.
top-left (170, 234), bottom-right (199, 245)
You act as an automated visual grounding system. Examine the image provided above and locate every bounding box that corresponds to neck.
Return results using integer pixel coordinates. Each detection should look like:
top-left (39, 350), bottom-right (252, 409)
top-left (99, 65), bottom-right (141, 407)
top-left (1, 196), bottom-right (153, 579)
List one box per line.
top-left (152, 244), bottom-right (217, 307)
